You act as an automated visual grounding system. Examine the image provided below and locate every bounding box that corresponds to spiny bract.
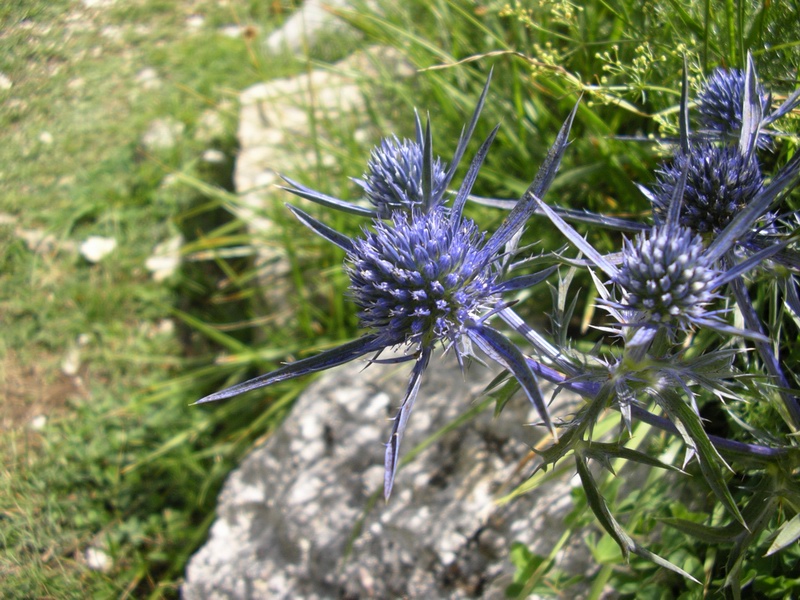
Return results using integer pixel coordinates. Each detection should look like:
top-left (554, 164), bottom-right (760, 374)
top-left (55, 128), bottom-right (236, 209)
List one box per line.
top-left (697, 67), bottom-right (769, 145)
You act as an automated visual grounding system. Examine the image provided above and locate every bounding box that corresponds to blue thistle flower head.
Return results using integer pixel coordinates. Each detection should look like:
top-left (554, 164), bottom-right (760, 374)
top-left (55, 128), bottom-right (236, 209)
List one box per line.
top-left (195, 77), bottom-right (580, 500)
top-left (653, 142), bottom-right (763, 234)
top-left (279, 74), bottom-right (496, 220)
top-left (356, 135), bottom-right (449, 216)
top-left (347, 207), bottom-right (497, 347)
top-left (697, 67), bottom-right (770, 144)
top-left (614, 225), bottom-right (719, 327)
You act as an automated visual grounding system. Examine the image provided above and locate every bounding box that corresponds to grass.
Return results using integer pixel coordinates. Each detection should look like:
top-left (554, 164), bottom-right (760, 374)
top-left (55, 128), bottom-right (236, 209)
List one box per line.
top-left (0, 1), bottom-right (348, 596)
top-left (2, 0), bottom-right (799, 597)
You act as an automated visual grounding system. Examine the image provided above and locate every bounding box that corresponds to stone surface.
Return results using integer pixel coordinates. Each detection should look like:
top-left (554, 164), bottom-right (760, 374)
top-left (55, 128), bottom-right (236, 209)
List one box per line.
top-left (263, 0), bottom-right (356, 56)
top-left (233, 45), bottom-right (413, 316)
top-left (235, 44), bottom-right (412, 232)
top-left (79, 235), bottom-right (117, 262)
top-left (183, 351), bottom-right (593, 599)
top-left (141, 117), bottom-right (184, 151)
top-left (145, 235), bottom-right (183, 282)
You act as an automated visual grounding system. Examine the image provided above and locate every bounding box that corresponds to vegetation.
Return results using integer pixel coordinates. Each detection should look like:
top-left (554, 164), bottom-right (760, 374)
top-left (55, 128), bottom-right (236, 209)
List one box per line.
top-left (1, 0), bottom-right (798, 597)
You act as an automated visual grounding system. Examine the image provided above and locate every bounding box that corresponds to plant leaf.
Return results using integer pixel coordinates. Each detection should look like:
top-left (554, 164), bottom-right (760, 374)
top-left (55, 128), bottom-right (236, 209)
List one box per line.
top-left (195, 334), bottom-right (387, 403)
top-left (279, 175), bottom-right (377, 217)
top-left (466, 324), bottom-right (555, 438)
top-left (583, 442), bottom-right (684, 473)
top-left (384, 347), bottom-right (431, 499)
top-left (660, 517), bottom-right (743, 544)
top-left (654, 388), bottom-right (746, 526)
top-left (765, 513), bottom-right (800, 556)
top-left (574, 450), bottom-right (634, 562)
top-left (286, 204), bottom-right (355, 253)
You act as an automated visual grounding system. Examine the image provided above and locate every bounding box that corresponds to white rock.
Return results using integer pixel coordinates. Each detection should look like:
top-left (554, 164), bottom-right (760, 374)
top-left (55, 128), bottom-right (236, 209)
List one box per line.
top-left (39, 131), bottom-right (54, 145)
top-left (201, 149), bottom-right (225, 164)
top-left (0, 73), bottom-right (12, 90)
top-left (186, 15), bottom-right (205, 30)
top-left (142, 118), bottom-right (184, 151)
top-left (135, 67), bottom-right (161, 90)
top-left (263, 0), bottom-right (354, 55)
top-left (61, 346), bottom-right (81, 376)
top-left (218, 25), bottom-right (245, 38)
top-left (0, 213), bottom-right (17, 226)
top-left (29, 415), bottom-right (47, 431)
top-left (80, 235), bottom-right (117, 262)
top-left (100, 25), bottom-right (123, 42)
top-left (145, 235), bottom-right (183, 281)
top-left (18, 228), bottom-right (57, 253)
top-left (85, 547), bottom-right (112, 572)
top-left (195, 109), bottom-right (226, 142)
top-left (154, 318), bottom-right (175, 336)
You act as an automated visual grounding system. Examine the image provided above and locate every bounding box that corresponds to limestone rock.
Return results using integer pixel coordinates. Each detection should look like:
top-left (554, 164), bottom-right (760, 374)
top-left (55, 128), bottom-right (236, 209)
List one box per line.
top-left (142, 117), bottom-right (184, 152)
top-left (264, 0), bottom-right (356, 56)
top-left (79, 235), bottom-right (117, 262)
top-left (233, 45), bottom-right (412, 316)
top-left (182, 352), bottom-right (593, 599)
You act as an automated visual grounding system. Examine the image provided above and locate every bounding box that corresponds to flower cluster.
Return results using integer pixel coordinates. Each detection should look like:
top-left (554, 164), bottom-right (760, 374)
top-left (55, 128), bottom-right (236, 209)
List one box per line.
top-left (199, 73), bottom-right (575, 498)
top-left (536, 55), bottom-right (800, 341)
top-left (197, 53), bottom-right (800, 587)
top-left (346, 207), bottom-right (498, 346)
top-left (696, 66), bottom-right (769, 143)
top-left (652, 141), bottom-right (763, 233)
top-left (695, 64), bottom-right (800, 149)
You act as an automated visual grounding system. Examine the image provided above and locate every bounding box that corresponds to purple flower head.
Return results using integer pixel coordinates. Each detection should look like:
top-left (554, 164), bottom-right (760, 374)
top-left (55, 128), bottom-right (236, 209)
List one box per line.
top-left (697, 67), bottom-right (770, 147)
top-left (614, 225), bottom-right (718, 327)
top-left (636, 54), bottom-right (800, 275)
top-left (195, 78), bottom-right (580, 500)
top-left (279, 73), bottom-right (495, 220)
top-left (653, 142), bottom-right (763, 234)
top-left (356, 134), bottom-right (449, 217)
top-left (695, 56), bottom-right (800, 151)
top-left (347, 207), bottom-right (498, 347)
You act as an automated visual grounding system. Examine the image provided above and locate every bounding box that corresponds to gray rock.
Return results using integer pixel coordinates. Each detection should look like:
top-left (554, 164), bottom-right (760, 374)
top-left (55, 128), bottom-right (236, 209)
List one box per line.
top-left (141, 117), bottom-right (184, 152)
top-left (264, 0), bottom-right (356, 56)
top-left (182, 350), bottom-right (594, 599)
top-left (233, 45), bottom-right (413, 317)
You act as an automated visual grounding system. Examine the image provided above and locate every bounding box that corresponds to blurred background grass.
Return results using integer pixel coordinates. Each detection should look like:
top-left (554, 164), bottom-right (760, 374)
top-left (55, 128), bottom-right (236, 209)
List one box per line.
top-left (1, 0), bottom-right (798, 597)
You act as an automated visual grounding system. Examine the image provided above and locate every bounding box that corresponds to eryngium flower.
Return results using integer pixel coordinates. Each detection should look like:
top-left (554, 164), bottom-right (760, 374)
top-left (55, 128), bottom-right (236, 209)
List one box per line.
top-left (347, 207), bottom-right (497, 346)
top-left (614, 225), bottom-right (718, 325)
top-left (355, 135), bottom-right (449, 215)
top-left (697, 67), bottom-right (769, 145)
top-left (279, 74), bottom-right (495, 220)
top-left (653, 142), bottom-right (763, 234)
top-left (196, 96), bottom-right (580, 500)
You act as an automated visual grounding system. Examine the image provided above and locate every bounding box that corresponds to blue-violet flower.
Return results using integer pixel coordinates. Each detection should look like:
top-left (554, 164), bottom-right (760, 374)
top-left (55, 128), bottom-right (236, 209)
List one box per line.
top-left (197, 82), bottom-right (580, 499)
top-left (613, 225), bottom-right (718, 327)
top-left (354, 133), bottom-right (448, 216)
top-left (697, 67), bottom-right (770, 146)
top-left (652, 142), bottom-right (763, 234)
